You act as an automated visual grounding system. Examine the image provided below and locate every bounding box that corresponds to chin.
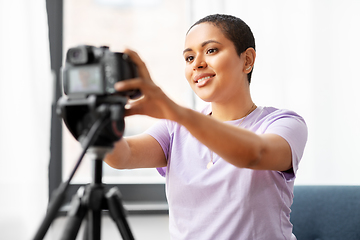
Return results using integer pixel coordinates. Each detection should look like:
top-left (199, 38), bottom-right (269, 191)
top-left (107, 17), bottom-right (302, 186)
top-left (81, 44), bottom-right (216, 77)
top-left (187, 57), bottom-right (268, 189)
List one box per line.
top-left (193, 90), bottom-right (215, 102)
top-left (193, 92), bottom-right (208, 101)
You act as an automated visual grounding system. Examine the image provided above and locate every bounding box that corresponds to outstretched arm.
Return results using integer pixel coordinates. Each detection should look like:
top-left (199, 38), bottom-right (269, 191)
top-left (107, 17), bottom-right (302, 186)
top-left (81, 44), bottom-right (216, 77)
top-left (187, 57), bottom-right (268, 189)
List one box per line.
top-left (106, 49), bottom-right (292, 171)
top-left (174, 107), bottom-right (292, 171)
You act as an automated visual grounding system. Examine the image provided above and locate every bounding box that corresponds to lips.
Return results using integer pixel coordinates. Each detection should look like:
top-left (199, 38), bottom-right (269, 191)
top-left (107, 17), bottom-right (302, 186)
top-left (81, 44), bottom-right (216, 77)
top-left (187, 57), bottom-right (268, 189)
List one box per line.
top-left (194, 73), bottom-right (215, 83)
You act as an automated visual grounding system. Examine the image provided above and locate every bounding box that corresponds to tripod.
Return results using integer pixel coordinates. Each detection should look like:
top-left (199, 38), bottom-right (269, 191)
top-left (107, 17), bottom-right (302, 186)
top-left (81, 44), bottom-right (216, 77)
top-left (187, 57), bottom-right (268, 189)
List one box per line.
top-left (60, 147), bottom-right (134, 240)
top-left (33, 97), bottom-right (135, 240)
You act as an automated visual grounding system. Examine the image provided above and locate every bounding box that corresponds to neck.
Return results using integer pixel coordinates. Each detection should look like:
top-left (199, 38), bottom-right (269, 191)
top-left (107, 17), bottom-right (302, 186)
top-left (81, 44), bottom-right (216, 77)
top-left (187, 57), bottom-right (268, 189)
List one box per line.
top-left (210, 100), bottom-right (256, 121)
top-left (208, 77), bottom-right (254, 121)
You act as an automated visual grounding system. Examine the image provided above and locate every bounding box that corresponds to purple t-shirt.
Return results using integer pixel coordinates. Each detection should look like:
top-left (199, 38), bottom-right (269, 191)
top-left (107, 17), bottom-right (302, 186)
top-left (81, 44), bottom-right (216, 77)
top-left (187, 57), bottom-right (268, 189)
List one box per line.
top-left (146, 106), bottom-right (307, 240)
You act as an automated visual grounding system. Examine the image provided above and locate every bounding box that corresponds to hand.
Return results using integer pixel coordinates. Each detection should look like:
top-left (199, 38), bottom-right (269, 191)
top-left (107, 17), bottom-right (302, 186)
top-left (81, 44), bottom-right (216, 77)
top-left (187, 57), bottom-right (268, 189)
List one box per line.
top-left (115, 49), bottom-right (181, 121)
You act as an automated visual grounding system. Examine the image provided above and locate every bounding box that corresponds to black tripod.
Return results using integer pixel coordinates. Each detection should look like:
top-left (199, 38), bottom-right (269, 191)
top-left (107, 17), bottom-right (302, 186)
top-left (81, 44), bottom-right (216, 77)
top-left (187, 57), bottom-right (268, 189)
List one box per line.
top-left (33, 97), bottom-right (135, 240)
top-left (59, 147), bottom-right (134, 240)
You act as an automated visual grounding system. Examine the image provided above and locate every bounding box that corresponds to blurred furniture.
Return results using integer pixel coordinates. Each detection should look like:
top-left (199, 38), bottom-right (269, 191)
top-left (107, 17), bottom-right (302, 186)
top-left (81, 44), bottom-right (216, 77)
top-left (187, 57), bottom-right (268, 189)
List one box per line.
top-left (291, 185), bottom-right (360, 240)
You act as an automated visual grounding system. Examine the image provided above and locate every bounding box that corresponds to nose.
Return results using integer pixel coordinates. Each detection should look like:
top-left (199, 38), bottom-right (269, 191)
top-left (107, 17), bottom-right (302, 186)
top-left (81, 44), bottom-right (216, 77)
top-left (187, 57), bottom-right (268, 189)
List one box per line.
top-left (193, 57), bottom-right (207, 70)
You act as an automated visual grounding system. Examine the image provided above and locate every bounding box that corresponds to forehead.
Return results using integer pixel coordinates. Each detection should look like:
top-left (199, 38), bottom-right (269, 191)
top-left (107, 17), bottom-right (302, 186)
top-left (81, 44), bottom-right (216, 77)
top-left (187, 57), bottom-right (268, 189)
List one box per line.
top-left (184, 23), bottom-right (229, 48)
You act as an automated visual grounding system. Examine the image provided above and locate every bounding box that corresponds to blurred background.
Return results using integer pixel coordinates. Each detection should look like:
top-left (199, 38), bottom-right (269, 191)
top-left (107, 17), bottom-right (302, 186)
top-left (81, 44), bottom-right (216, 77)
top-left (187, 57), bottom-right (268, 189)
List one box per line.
top-left (1, 0), bottom-right (359, 239)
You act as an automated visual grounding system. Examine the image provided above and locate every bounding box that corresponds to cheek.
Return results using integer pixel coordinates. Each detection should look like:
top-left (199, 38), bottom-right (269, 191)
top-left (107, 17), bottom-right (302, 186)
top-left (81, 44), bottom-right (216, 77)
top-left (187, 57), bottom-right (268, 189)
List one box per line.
top-left (209, 59), bottom-right (228, 77)
top-left (216, 55), bottom-right (243, 77)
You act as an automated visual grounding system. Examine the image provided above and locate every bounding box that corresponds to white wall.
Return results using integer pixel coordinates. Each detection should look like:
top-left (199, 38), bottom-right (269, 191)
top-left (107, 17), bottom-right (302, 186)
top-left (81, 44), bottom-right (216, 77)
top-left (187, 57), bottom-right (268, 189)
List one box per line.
top-left (188, 0), bottom-right (360, 185)
top-left (0, 0), bottom-right (52, 239)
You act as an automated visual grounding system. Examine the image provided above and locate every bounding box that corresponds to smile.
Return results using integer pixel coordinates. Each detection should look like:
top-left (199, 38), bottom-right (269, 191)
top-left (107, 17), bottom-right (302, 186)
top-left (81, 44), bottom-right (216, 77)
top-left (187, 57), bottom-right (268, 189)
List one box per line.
top-left (196, 75), bottom-right (215, 83)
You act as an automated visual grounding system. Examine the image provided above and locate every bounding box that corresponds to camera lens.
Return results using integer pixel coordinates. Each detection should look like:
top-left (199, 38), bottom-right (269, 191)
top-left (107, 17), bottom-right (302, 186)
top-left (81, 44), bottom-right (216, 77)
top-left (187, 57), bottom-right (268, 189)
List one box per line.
top-left (71, 49), bottom-right (81, 59)
top-left (67, 46), bottom-right (88, 64)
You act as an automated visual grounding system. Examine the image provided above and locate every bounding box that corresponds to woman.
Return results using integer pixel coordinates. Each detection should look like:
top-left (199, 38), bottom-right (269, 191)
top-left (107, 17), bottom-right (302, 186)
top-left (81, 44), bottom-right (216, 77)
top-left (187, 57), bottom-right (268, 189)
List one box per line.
top-left (105, 14), bottom-right (307, 239)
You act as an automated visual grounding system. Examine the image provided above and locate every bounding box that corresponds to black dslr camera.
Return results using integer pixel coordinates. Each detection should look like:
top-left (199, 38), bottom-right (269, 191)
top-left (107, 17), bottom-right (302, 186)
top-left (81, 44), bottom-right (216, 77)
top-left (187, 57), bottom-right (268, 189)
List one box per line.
top-left (62, 45), bottom-right (140, 99)
top-left (57, 45), bottom-right (140, 147)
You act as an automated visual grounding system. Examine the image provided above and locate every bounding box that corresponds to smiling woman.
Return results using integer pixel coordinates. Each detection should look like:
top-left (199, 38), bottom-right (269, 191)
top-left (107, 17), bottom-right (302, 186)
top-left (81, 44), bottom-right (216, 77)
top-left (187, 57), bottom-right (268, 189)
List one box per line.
top-left (104, 14), bottom-right (307, 239)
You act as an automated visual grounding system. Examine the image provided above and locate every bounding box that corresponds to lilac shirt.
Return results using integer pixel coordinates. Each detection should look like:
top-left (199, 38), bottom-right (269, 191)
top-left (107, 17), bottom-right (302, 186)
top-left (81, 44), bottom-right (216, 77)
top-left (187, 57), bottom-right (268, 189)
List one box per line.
top-left (146, 106), bottom-right (307, 240)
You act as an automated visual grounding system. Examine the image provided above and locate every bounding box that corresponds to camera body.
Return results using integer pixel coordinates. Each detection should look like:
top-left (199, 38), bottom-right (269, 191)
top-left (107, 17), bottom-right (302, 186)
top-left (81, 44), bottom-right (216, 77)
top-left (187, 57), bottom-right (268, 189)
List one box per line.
top-left (58, 45), bottom-right (139, 147)
top-left (62, 45), bottom-right (140, 99)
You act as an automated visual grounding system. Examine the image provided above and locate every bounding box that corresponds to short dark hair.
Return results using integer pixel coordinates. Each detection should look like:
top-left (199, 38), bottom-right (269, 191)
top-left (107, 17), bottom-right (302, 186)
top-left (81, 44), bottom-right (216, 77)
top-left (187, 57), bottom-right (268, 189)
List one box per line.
top-left (188, 14), bottom-right (256, 83)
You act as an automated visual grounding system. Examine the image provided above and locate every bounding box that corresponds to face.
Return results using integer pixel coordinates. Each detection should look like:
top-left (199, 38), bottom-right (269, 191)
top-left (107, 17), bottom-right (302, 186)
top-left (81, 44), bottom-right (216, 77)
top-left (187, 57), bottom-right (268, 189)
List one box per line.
top-left (183, 23), bottom-right (248, 103)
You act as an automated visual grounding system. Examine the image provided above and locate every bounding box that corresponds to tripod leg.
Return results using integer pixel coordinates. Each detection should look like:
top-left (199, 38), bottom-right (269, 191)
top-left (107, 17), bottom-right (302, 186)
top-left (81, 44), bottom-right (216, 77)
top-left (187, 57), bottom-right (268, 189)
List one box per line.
top-left (60, 187), bottom-right (88, 240)
top-left (106, 187), bottom-right (135, 240)
top-left (33, 182), bottom-right (68, 240)
top-left (85, 184), bottom-right (104, 240)
top-left (82, 218), bottom-right (89, 240)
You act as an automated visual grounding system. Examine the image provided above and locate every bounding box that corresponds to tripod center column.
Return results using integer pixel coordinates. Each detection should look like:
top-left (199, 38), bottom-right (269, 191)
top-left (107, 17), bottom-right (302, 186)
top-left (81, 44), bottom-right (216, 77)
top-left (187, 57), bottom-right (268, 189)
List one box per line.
top-left (93, 159), bottom-right (103, 184)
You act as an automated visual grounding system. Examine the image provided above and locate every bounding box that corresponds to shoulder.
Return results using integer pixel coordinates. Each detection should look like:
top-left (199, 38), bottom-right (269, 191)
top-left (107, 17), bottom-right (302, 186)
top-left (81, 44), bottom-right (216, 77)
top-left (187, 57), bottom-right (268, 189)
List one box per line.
top-left (251, 106), bottom-right (306, 127)
top-left (255, 106), bottom-right (308, 151)
top-left (247, 106), bottom-right (308, 143)
top-left (259, 106), bottom-right (304, 119)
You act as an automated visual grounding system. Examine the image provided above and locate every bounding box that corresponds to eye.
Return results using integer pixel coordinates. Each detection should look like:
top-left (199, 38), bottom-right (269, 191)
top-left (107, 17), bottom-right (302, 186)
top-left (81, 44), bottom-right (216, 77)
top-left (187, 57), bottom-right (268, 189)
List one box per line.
top-left (206, 48), bottom-right (218, 54)
top-left (185, 55), bottom-right (194, 62)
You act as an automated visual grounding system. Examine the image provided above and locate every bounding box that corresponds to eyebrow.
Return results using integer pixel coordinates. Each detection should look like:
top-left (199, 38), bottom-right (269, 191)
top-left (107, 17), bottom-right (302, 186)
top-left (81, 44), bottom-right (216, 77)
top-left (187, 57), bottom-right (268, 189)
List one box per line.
top-left (183, 40), bottom-right (222, 55)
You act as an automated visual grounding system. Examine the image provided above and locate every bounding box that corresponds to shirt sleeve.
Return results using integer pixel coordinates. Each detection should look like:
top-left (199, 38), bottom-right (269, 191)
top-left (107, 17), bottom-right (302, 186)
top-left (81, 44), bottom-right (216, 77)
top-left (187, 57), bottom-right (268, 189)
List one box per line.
top-left (264, 110), bottom-right (308, 181)
top-left (145, 119), bottom-right (172, 177)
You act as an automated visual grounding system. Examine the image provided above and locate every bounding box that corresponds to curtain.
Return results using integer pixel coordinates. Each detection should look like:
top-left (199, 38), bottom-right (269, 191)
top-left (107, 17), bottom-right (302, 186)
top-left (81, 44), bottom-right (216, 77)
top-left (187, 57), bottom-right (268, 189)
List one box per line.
top-left (0, 0), bottom-right (52, 239)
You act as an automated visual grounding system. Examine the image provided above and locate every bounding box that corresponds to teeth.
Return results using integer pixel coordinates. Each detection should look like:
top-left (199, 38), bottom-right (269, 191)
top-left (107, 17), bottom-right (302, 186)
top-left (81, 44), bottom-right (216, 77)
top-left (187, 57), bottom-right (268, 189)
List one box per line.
top-left (197, 76), bottom-right (211, 83)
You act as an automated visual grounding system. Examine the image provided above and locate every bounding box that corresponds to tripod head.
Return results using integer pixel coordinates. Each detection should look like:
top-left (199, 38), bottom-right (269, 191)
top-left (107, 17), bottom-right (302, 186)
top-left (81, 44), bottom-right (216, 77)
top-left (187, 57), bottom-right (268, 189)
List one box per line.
top-left (57, 94), bottom-right (128, 147)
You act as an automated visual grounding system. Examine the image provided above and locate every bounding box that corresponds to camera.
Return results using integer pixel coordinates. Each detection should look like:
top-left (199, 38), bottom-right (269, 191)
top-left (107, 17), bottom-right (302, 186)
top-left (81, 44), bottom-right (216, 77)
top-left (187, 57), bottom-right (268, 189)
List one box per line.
top-left (57, 45), bottom-right (139, 147)
top-left (62, 45), bottom-right (141, 99)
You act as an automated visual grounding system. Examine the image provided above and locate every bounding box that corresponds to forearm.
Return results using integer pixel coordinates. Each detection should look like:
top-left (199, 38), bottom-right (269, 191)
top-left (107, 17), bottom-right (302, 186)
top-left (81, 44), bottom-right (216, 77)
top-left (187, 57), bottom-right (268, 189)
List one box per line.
top-left (104, 134), bottom-right (167, 169)
top-left (104, 138), bottom-right (132, 169)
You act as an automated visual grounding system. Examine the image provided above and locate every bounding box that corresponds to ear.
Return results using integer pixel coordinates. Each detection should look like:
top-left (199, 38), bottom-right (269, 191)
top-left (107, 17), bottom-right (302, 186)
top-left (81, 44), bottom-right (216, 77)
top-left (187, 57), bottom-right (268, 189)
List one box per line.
top-left (243, 48), bottom-right (256, 73)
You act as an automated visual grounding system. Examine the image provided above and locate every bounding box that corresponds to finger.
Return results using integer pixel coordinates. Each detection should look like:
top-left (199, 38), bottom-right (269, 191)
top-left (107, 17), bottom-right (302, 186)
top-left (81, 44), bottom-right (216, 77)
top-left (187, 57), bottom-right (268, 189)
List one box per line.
top-left (124, 99), bottom-right (144, 116)
top-left (114, 78), bottom-right (144, 92)
top-left (124, 49), bottom-right (152, 81)
top-left (124, 106), bottom-right (140, 117)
